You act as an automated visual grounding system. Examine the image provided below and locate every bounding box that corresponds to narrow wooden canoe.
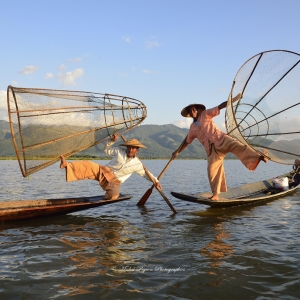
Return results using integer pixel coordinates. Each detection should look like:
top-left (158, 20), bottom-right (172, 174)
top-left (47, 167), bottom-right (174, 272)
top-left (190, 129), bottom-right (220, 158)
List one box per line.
top-left (171, 171), bottom-right (300, 208)
top-left (0, 194), bottom-right (132, 222)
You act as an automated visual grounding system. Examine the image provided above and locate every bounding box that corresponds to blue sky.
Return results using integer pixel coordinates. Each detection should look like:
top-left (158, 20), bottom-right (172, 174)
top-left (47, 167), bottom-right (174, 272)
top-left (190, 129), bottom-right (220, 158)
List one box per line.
top-left (1, 0), bottom-right (300, 129)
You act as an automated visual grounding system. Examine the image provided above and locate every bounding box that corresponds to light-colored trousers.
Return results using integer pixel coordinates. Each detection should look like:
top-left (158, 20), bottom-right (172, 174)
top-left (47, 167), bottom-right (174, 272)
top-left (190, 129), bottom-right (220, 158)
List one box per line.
top-left (207, 135), bottom-right (261, 195)
top-left (65, 161), bottom-right (121, 199)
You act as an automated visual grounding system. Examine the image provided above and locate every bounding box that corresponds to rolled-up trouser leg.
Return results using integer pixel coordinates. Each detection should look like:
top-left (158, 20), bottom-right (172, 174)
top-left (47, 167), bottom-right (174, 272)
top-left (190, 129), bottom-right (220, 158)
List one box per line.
top-left (207, 144), bottom-right (227, 195)
top-left (66, 161), bottom-right (102, 181)
top-left (65, 161), bottom-right (121, 199)
top-left (102, 180), bottom-right (121, 200)
top-left (207, 135), bottom-right (261, 195)
top-left (216, 135), bottom-right (261, 171)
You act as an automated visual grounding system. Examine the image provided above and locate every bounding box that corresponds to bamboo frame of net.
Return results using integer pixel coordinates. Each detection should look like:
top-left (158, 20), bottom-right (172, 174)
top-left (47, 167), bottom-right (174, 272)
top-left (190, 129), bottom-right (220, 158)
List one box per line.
top-left (7, 86), bottom-right (147, 177)
top-left (225, 50), bottom-right (300, 164)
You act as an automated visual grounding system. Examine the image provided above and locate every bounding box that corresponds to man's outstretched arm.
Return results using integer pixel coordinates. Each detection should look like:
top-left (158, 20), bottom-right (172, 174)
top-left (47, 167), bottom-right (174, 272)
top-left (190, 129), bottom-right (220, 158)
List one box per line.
top-left (218, 101), bottom-right (227, 110)
top-left (219, 93), bottom-right (242, 110)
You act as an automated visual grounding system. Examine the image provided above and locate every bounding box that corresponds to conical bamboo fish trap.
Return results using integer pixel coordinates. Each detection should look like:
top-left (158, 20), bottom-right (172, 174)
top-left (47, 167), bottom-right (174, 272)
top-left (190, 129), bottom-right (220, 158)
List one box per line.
top-left (7, 86), bottom-right (147, 177)
top-left (225, 50), bottom-right (300, 165)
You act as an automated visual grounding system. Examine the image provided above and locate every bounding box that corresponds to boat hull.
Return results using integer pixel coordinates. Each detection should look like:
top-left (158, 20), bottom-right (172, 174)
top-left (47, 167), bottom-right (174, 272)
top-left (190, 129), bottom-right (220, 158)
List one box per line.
top-left (171, 172), bottom-right (300, 208)
top-left (0, 194), bottom-right (132, 222)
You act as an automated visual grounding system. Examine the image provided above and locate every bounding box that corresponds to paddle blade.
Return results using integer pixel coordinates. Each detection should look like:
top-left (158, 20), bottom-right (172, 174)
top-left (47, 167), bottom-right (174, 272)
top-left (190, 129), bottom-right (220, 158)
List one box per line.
top-left (137, 186), bottom-right (154, 206)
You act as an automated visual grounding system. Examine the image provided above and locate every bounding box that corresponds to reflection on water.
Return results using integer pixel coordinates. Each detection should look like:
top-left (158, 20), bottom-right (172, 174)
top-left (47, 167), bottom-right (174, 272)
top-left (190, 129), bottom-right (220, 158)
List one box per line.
top-left (0, 160), bottom-right (300, 299)
top-left (57, 219), bottom-right (133, 296)
top-left (200, 223), bottom-right (233, 270)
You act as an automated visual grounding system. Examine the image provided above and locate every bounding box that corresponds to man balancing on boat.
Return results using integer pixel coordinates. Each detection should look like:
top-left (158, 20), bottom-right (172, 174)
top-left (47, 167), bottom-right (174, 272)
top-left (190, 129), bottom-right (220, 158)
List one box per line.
top-left (60, 134), bottom-right (162, 200)
top-left (172, 98), bottom-right (269, 201)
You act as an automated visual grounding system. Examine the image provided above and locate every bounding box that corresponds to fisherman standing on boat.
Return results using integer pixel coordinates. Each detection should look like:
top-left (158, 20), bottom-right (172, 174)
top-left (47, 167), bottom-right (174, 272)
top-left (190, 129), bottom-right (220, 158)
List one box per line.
top-left (60, 134), bottom-right (162, 200)
top-left (173, 99), bottom-right (268, 201)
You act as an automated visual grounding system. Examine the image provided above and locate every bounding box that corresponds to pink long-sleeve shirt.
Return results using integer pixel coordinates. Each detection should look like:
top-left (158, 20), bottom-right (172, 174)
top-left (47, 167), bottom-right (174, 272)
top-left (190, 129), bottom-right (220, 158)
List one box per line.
top-left (186, 106), bottom-right (226, 156)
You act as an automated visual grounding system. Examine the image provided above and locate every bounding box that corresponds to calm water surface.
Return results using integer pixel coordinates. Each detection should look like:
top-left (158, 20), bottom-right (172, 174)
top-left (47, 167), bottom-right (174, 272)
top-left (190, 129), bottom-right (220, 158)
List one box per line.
top-left (0, 160), bottom-right (299, 299)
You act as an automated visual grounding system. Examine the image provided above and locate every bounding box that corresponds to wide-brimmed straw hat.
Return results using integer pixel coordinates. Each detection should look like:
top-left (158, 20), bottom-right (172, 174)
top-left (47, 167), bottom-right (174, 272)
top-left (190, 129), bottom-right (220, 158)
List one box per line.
top-left (120, 138), bottom-right (147, 148)
top-left (181, 103), bottom-right (206, 118)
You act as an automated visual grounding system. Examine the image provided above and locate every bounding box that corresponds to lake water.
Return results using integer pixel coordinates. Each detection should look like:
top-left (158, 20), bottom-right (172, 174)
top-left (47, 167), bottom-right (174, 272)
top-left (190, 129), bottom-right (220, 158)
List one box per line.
top-left (0, 159), bottom-right (299, 299)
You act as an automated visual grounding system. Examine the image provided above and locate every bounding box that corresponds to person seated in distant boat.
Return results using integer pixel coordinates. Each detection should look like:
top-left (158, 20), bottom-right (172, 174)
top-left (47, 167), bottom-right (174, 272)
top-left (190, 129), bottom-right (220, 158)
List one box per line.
top-left (60, 134), bottom-right (162, 200)
top-left (172, 98), bottom-right (268, 201)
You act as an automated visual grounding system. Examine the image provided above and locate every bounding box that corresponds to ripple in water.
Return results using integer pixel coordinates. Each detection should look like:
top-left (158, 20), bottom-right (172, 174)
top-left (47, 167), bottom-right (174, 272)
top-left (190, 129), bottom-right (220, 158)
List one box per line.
top-left (0, 160), bottom-right (299, 299)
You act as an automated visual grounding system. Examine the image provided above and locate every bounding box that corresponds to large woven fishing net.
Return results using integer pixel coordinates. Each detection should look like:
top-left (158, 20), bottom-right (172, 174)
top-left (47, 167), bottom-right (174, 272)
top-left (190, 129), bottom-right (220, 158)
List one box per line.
top-left (7, 86), bottom-right (147, 177)
top-left (225, 50), bottom-right (300, 165)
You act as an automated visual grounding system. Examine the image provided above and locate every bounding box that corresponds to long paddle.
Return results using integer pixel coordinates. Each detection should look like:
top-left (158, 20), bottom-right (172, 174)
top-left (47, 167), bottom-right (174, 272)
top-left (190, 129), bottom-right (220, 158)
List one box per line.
top-left (141, 164), bottom-right (177, 214)
top-left (137, 136), bottom-right (187, 206)
top-left (121, 135), bottom-right (177, 214)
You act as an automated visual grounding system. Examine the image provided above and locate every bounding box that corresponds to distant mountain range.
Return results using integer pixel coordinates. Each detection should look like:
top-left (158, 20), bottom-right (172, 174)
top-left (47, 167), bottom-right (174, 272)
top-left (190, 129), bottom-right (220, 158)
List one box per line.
top-left (1, 120), bottom-right (299, 160)
top-left (0, 120), bottom-right (207, 158)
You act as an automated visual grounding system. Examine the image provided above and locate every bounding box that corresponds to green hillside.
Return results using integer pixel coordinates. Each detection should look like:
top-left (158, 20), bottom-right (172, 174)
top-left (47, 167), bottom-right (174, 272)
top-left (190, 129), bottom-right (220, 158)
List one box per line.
top-left (0, 120), bottom-right (15, 156)
top-left (1, 120), bottom-right (299, 160)
top-left (75, 124), bottom-right (207, 159)
top-left (0, 121), bottom-right (206, 159)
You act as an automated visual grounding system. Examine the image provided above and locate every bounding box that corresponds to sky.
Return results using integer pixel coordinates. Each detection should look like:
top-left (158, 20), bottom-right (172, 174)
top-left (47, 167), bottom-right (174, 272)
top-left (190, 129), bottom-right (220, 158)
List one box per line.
top-left (1, 0), bottom-right (300, 130)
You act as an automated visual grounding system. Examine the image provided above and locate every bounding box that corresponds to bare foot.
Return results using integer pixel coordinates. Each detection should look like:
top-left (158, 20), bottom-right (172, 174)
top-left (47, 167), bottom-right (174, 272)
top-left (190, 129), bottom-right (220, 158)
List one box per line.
top-left (260, 150), bottom-right (269, 163)
top-left (60, 155), bottom-right (67, 169)
top-left (210, 195), bottom-right (219, 201)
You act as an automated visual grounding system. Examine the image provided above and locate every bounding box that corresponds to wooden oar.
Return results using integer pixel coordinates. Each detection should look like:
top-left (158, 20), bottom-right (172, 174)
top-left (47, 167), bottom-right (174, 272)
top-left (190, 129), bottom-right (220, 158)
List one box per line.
top-left (141, 164), bottom-right (177, 214)
top-left (137, 136), bottom-right (187, 206)
top-left (121, 135), bottom-right (177, 214)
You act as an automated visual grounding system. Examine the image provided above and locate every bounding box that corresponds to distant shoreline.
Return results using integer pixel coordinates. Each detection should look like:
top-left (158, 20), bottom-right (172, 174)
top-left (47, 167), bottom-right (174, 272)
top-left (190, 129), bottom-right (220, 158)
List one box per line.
top-left (0, 156), bottom-right (208, 160)
top-left (0, 157), bottom-right (211, 160)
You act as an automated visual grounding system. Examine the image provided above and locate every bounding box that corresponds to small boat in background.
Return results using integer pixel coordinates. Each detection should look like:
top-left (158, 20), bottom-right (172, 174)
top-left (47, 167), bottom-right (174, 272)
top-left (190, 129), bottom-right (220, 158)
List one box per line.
top-left (0, 194), bottom-right (132, 222)
top-left (171, 166), bottom-right (300, 208)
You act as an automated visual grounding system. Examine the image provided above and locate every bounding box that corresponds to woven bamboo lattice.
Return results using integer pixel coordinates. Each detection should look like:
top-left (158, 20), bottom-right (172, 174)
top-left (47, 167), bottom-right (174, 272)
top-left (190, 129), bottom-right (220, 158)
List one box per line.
top-left (7, 86), bottom-right (147, 177)
top-left (225, 50), bottom-right (300, 165)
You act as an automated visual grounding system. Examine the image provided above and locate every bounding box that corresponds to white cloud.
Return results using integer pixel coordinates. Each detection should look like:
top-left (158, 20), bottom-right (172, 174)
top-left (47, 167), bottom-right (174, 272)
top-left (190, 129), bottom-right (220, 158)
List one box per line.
top-left (45, 72), bottom-right (53, 79)
top-left (122, 36), bottom-right (132, 43)
top-left (58, 68), bottom-right (84, 86)
top-left (118, 73), bottom-right (130, 77)
top-left (145, 40), bottom-right (161, 49)
top-left (0, 90), bottom-right (8, 120)
top-left (35, 111), bottom-right (95, 127)
top-left (142, 69), bottom-right (151, 74)
top-left (19, 65), bottom-right (39, 75)
top-left (173, 118), bottom-right (192, 128)
top-left (275, 116), bottom-right (300, 139)
top-left (59, 64), bottom-right (66, 70)
top-left (173, 117), bottom-right (225, 130)
top-left (69, 57), bottom-right (82, 63)
top-left (0, 90), bottom-right (7, 109)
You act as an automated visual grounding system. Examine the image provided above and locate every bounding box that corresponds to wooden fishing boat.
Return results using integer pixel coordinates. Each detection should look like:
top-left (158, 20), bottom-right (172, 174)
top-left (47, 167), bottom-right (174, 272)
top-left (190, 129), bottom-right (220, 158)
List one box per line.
top-left (171, 169), bottom-right (300, 208)
top-left (0, 194), bottom-right (132, 222)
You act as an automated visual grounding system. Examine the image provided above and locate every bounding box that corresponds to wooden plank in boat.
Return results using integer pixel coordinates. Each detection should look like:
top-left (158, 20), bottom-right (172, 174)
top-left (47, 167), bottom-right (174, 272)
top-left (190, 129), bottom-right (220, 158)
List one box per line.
top-left (0, 194), bottom-right (132, 222)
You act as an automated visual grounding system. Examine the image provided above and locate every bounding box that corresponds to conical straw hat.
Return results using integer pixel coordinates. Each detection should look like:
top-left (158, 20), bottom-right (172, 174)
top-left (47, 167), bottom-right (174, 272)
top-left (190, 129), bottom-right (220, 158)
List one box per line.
top-left (120, 138), bottom-right (147, 148)
top-left (181, 103), bottom-right (206, 117)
